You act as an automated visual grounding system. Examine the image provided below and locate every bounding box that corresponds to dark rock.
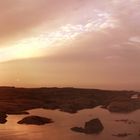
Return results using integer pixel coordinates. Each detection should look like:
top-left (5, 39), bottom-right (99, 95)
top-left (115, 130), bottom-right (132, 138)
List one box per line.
top-left (71, 127), bottom-right (85, 133)
top-left (8, 111), bottom-right (29, 115)
top-left (71, 118), bottom-right (104, 134)
top-left (17, 116), bottom-right (53, 125)
top-left (107, 99), bottom-right (140, 113)
top-left (84, 118), bottom-right (104, 134)
top-left (0, 112), bottom-right (7, 124)
top-left (115, 119), bottom-right (136, 124)
top-left (108, 101), bottom-right (133, 112)
top-left (112, 133), bottom-right (132, 137)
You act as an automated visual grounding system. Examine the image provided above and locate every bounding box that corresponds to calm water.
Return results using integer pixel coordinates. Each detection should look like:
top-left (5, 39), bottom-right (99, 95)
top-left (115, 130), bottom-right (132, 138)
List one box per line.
top-left (0, 107), bottom-right (140, 140)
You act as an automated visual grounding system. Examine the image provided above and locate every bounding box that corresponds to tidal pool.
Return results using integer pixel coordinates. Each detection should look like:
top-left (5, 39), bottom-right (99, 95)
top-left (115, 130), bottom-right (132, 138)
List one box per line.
top-left (0, 106), bottom-right (140, 140)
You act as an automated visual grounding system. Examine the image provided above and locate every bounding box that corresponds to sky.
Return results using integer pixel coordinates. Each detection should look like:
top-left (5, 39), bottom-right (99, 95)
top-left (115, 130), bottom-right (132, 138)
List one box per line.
top-left (0, 0), bottom-right (140, 90)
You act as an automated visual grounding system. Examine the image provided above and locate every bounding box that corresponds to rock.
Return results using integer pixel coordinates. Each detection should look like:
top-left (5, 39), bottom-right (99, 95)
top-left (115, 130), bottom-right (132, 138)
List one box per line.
top-left (0, 112), bottom-right (7, 124)
top-left (71, 127), bottom-right (85, 133)
top-left (71, 118), bottom-right (104, 134)
top-left (84, 119), bottom-right (104, 134)
top-left (115, 119), bottom-right (136, 124)
top-left (112, 133), bottom-right (132, 137)
top-left (8, 111), bottom-right (29, 115)
top-left (17, 116), bottom-right (53, 125)
top-left (107, 99), bottom-right (140, 113)
top-left (107, 101), bottom-right (133, 112)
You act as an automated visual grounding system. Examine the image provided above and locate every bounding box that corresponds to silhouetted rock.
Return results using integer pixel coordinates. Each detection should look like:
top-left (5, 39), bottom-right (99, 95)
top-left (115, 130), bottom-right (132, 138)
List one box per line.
top-left (107, 98), bottom-right (140, 113)
top-left (17, 116), bottom-right (53, 125)
top-left (71, 127), bottom-right (85, 133)
top-left (71, 118), bottom-right (104, 134)
top-left (84, 118), bottom-right (104, 134)
top-left (8, 111), bottom-right (29, 115)
top-left (115, 119), bottom-right (136, 124)
top-left (0, 112), bottom-right (7, 124)
top-left (112, 133), bottom-right (132, 137)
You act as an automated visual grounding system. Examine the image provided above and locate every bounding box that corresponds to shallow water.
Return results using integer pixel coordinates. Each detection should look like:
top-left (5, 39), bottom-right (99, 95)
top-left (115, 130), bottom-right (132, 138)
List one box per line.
top-left (0, 107), bottom-right (140, 140)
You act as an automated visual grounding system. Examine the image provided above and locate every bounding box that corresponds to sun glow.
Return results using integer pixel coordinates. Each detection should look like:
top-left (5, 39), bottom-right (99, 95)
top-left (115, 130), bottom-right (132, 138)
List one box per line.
top-left (0, 11), bottom-right (117, 62)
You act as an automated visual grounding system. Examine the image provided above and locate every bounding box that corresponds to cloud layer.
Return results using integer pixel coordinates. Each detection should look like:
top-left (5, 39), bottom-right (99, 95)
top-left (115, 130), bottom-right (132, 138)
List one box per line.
top-left (0, 0), bottom-right (140, 89)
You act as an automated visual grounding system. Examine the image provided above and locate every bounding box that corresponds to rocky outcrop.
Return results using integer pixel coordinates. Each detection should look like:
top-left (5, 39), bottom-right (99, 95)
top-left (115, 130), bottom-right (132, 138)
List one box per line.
top-left (0, 112), bottom-right (7, 124)
top-left (17, 116), bottom-right (53, 125)
top-left (84, 119), bottom-right (104, 134)
top-left (0, 87), bottom-right (136, 115)
top-left (71, 118), bottom-right (104, 134)
top-left (107, 98), bottom-right (140, 113)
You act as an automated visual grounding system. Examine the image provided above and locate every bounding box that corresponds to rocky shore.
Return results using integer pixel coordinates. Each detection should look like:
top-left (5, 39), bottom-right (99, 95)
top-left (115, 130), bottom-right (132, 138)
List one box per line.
top-left (0, 87), bottom-right (139, 116)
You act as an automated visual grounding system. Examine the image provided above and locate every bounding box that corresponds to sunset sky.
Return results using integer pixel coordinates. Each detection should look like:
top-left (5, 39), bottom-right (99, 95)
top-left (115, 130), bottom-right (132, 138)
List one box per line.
top-left (0, 0), bottom-right (140, 90)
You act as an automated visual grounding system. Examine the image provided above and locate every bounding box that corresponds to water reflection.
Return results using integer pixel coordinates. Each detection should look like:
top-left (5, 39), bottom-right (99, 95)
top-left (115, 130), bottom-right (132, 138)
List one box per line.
top-left (0, 107), bottom-right (140, 140)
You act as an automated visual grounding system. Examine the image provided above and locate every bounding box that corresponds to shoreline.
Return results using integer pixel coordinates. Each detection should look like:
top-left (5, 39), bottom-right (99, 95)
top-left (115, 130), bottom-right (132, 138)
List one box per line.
top-left (0, 87), bottom-right (139, 115)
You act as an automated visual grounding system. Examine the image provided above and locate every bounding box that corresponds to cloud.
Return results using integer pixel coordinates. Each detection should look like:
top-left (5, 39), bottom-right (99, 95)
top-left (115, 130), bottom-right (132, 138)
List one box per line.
top-left (0, 8), bottom-right (118, 62)
top-left (0, 0), bottom-right (85, 45)
top-left (0, 0), bottom-right (139, 43)
top-left (0, 0), bottom-right (140, 89)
